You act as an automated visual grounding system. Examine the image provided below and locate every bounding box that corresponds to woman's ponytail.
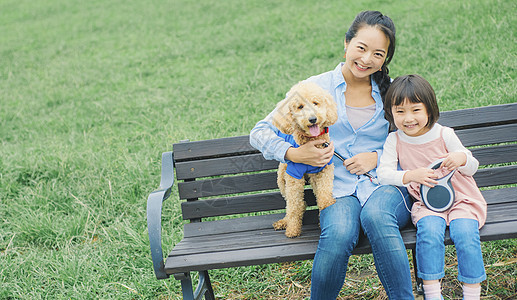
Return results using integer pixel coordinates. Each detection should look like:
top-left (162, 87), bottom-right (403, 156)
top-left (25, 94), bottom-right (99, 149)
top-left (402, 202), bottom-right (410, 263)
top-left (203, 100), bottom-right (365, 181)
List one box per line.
top-left (373, 64), bottom-right (392, 101)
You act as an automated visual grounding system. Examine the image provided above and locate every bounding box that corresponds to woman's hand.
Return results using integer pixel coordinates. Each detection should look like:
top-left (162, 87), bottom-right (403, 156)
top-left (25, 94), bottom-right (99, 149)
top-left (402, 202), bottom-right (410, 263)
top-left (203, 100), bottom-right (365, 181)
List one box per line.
top-left (403, 168), bottom-right (438, 188)
top-left (344, 152), bottom-right (378, 175)
top-left (285, 140), bottom-right (334, 167)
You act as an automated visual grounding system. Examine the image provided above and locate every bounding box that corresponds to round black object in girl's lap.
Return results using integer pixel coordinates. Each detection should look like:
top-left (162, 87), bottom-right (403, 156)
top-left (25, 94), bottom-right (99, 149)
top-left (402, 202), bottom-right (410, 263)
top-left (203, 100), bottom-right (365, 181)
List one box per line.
top-left (420, 158), bottom-right (456, 212)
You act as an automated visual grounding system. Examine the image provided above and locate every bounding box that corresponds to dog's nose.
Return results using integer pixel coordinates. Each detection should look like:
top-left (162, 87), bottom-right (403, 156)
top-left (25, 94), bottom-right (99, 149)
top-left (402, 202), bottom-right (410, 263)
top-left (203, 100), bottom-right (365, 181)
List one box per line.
top-left (309, 117), bottom-right (317, 124)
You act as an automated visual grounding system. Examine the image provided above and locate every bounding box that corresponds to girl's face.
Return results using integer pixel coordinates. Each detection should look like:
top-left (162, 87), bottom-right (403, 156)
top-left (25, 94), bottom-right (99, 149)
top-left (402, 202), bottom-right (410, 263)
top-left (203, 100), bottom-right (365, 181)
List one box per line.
top-left (392, 99), bottom-right (430, 137)
top-left (343, 26), bottom-right (389, 81)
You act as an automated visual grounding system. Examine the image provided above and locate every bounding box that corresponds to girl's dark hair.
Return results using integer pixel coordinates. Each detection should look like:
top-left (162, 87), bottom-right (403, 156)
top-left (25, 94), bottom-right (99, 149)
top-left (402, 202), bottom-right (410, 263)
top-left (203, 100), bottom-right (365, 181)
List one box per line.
top-left (346, 11), bottom-right (396, 100)
top-left (384, 74), bottom-right (440, 129)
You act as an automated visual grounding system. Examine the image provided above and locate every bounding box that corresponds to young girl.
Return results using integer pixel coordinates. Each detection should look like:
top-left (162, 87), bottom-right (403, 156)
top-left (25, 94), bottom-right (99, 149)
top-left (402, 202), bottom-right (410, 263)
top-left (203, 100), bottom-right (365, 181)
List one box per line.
top-left (378, 74), bottom-right (487, 300)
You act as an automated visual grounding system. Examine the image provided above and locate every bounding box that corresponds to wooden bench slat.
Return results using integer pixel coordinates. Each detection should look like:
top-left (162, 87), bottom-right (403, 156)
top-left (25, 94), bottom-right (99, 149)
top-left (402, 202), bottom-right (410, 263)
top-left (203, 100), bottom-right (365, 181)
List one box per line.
top-left (174, 225), bottom-right (321, 255)
top-left (177, 164), bottom-right (516, 201)
top-left (174, 143), bottom-right (517, 181)
top-left (478, 220), bottom-right (517, 242)
top-left (175, 153), bottom-right (277, 180)
top-left (456, 123), bottom-right (517, 147)
top-left (484, 204), bottom-right (517, 224)
top-left (165, 240), bottom-right (320, 274)
top-left (474, 165), bottom-right (517, 187)
top-left (177, 171), bottom-right (278, 199)
top-left (183, 210), bottom-right (320, 238)
top-left (181, 192), bottom-right (284, 220)
top-left (472, 144), bottom-right (517, 166)
top-left (438, 103), bottom-right (517, 129)
top-left (179, 187), bottom-right (517, 221)
top-left (181, 190), bottom-right (317, 220)
top-left (480, 187), bottom-right (517, 205)
top-left (173, 136), bottom-right (256, 162)
top-left (171, 103), bottom-right (517, 162)
top-left (178, 225), bottom-right (410, 257)
top-left (181, 188), bottom-right (516, 238)
top-left (165, 218), bottom-right (517, 274)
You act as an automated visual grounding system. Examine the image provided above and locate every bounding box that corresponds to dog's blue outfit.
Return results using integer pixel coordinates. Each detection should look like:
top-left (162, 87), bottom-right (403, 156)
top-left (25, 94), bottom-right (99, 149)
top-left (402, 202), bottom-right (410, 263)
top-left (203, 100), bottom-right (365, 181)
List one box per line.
top-left (277, 132), bottom-right (333, 179)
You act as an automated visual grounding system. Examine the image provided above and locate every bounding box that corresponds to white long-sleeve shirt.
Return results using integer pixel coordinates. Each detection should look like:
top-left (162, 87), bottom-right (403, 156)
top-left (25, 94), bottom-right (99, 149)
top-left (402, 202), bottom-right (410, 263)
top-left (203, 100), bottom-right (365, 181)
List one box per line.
top-left (377, 123), bottom-right (479, 187)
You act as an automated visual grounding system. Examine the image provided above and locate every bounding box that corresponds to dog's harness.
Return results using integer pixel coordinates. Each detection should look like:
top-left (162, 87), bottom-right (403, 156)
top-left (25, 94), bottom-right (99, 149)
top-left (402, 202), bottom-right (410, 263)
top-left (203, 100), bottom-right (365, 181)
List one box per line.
top-left (278, 131), bottom-right (333, 180)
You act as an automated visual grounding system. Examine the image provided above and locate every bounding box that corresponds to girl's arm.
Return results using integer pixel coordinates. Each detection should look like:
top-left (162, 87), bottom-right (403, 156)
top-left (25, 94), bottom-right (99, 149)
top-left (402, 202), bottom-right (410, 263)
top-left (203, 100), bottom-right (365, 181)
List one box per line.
top-left (377, 133), bottom-right (407, 186)
top-left (378, 133), bottom-right (438, 188)
top-left (441, 127), bottom-right (479, 176)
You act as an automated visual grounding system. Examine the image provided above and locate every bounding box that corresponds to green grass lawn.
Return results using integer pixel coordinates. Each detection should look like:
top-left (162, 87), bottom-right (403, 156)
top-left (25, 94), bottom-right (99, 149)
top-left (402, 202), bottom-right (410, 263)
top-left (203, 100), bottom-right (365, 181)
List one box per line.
top-left (1, 0), bottom-right (515, 298)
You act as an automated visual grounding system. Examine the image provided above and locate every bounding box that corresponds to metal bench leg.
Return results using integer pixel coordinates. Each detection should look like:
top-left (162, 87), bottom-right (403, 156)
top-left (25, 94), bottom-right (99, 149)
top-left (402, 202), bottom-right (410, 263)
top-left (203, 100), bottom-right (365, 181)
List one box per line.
top-left (411, 248), bottom-right (424, 295)
top-left (174, 271), bottom-right (215, 300)
top-left (174, 272), bottom-right (195, 300)
top-left (195, 270), bottom-right (215, 300)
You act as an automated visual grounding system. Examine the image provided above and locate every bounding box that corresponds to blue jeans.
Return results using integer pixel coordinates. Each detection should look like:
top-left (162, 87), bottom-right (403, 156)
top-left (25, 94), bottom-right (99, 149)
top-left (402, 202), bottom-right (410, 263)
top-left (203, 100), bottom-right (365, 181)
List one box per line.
top-left (416, 216), bottom-right (486, 284)
top-left (311, 185), bottom-right (414, 299)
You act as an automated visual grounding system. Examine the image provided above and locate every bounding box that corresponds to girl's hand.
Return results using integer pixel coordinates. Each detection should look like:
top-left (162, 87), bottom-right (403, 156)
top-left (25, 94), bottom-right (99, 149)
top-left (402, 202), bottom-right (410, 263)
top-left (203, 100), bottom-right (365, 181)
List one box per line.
top-left (344, 152), bottom-right (378, 175)
top-left (285, 140), bottom-right (334, 167)
top-left (403, 168), bottom-right (439, 188)
top-left (439, 152), bottom-right (467, 171)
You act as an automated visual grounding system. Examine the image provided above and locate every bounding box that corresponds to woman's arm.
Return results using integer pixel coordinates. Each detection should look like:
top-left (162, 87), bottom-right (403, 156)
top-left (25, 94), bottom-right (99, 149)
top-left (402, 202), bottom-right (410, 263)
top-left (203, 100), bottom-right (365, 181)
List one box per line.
top-left (249, 111), bottom-right (292, 163)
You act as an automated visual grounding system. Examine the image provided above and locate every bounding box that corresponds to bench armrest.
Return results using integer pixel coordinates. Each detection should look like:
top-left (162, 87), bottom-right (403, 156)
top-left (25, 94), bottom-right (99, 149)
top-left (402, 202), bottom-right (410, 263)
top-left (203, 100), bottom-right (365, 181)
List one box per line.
top-left (147, 151), bottom-right (174, 279)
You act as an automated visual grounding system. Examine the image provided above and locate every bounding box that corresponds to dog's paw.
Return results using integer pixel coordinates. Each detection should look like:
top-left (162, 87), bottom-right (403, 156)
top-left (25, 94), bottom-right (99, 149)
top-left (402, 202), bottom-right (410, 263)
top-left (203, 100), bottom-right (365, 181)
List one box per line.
top-left (285, 226), bottom-right (302, 238)
top-left (273, 219), bottom-right (287, 230)
top-left (318, 198), bottom-right (336, 211)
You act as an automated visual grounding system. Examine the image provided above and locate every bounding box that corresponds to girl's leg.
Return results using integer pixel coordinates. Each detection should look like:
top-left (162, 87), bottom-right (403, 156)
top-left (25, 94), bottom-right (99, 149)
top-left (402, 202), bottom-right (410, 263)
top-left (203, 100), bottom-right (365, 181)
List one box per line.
top-left (416, 216), bottom-right (446, 299)
top-left (416, 216), bottom-right (446, 280)
top-left (310, 196), bottom-right (362, 300)
top-left (449, 218), bottom-right (486, 285)
top-left (360, 185), bottom-right (414, 299)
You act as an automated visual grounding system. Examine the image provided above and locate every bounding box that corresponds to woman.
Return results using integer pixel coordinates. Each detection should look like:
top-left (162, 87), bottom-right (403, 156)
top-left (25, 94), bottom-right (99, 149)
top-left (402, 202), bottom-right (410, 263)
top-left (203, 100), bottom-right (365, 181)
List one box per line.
top-left (250, 11), bottom-right (414, 299)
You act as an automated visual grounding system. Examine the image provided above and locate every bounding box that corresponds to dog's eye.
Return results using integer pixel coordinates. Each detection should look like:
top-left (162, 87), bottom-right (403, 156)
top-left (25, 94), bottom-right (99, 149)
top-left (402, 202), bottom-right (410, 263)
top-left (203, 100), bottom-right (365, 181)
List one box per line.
top-left (313, 102), bottom-right (318, 106)
top-left (297, 105), bottom-right (304, 109)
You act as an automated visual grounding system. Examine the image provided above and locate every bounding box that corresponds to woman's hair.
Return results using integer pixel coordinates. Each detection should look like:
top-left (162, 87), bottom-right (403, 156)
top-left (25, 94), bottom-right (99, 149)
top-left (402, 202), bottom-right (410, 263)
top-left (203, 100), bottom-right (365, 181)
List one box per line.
top-left (384, 74), bottom-right (440, 129)
top-left (345, 11), bottom-right (396, 100)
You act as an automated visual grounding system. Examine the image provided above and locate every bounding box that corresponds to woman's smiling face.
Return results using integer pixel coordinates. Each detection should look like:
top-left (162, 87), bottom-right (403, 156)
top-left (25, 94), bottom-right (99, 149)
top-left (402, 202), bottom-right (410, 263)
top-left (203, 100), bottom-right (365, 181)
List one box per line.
top-left (343, 26), bottom-right (389, 80)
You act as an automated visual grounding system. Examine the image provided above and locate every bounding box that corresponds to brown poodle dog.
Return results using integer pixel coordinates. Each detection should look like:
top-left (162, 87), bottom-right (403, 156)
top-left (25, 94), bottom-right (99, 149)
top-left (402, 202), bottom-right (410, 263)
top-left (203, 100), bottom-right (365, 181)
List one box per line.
top-left (271, 81), bottom-right (338, 237)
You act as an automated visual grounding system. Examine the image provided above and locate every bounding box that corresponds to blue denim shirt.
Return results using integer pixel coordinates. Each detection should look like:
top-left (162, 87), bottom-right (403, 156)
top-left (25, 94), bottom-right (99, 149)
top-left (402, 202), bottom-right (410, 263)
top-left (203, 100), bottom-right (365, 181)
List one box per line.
top-left (250, 63), bottom-right (389, 205)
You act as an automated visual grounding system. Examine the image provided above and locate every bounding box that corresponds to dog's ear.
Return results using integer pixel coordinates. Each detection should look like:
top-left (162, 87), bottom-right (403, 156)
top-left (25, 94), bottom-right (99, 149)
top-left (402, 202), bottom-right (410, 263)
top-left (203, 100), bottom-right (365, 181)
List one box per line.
top-left (271, 97), bottom-right (295, 134)
top-left (324, 93), bottom-right (338, 126)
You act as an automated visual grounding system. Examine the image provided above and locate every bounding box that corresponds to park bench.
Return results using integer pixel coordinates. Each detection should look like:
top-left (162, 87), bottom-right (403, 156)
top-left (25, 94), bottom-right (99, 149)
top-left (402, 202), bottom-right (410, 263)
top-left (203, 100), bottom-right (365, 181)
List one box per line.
top-left (147, 103), bottom-right (517, 299)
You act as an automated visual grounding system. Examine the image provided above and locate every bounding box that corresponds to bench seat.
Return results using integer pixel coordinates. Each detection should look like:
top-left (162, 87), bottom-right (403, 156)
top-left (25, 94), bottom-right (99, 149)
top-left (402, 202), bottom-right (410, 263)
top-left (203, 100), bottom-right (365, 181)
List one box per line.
top-left (147, 103), bottom-right (517, 299)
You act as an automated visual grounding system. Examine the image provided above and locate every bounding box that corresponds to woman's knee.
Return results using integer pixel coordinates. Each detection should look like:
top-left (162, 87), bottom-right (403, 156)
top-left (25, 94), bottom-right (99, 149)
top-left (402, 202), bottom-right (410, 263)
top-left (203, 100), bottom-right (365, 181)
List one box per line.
top-left (319, 223), bottom-right (360, 255)
top-left (361, 185), bottom-right (407, 227)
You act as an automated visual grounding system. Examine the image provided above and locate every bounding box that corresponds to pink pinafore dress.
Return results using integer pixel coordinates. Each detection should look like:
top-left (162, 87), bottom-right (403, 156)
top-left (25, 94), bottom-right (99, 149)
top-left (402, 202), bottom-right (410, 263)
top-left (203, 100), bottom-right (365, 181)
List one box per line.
top-left (396, 129), bottom-right (487, 228)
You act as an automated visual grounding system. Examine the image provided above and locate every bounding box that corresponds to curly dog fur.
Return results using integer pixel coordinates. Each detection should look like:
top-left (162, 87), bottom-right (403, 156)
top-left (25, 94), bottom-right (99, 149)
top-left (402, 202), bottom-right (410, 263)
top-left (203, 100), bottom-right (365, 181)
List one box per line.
top-left (271, 81), bottom-right (338, 237)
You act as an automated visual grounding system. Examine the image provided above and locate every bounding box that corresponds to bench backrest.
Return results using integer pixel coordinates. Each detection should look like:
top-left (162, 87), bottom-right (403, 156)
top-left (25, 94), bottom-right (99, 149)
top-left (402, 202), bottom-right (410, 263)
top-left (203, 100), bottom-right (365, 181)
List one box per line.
top-left (173, 103), bottom-right (517, 222)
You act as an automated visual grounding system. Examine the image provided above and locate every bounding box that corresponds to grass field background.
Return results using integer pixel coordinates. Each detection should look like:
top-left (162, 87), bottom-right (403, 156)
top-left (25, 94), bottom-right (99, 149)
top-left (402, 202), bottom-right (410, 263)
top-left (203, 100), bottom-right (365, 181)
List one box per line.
top-left (1, 0), bottom-right (515, 298)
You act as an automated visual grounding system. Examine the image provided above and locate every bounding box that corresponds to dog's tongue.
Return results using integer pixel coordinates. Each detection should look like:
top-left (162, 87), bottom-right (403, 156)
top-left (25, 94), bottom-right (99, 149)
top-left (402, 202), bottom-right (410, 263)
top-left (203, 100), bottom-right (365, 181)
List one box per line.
top-left (309, 125), bottom-right (320, 137)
